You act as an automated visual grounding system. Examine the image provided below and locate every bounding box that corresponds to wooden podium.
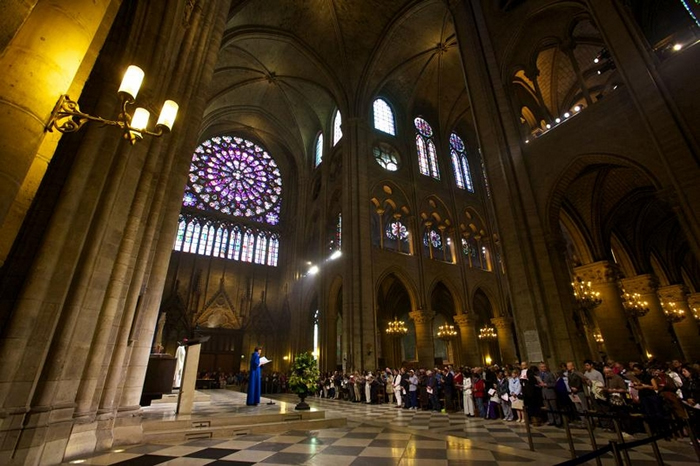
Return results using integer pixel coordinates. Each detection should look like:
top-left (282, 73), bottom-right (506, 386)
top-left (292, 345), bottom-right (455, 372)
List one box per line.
top-left (176, 336), bottom-right (209, 415)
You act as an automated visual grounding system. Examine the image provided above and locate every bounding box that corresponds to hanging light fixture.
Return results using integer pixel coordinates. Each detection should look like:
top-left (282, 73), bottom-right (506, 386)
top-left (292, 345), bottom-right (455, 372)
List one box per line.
top-left (47, 65), bottom-right (179, 144)
top-left (437, 324), bottom-right (457, 341)
top-left (593, 332), bottom-right (604, 343)
top-left (621, 289), bottom-right (649, 317)
top-left (386, 317), bottom-right (408, 337)
top-left (572, 277), bottom-right (602, 310)
top-left (661, 301), bottom-right (685, 323)
top-left (478, 326), bottom-right (497, 340)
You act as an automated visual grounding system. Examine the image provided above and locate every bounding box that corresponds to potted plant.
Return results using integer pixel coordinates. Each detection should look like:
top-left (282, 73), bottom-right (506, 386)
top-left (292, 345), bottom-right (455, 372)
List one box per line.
top-left (288, 352), bottom-right (319, 410)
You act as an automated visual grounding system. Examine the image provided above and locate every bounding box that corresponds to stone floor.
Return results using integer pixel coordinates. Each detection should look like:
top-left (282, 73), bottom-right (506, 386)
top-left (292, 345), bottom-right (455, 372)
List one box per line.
top-left (63, 390), bottom-right (700, 465)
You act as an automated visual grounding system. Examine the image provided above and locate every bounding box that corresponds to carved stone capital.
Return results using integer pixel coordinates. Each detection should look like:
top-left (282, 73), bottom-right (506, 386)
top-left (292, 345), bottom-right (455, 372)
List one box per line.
top-left (491, 316), bottom-right (513, 329)
top-left (620, 274), bottom-right (658, 295)
top-left (453, 313), bottom-right (476, 327)
top-left (657, 284), bottom-right (689, 304)
top-left (409, 309), bottom-right (435, 324)
top-left (688, 293), bottom-right (700, 309)
top-left (574, 261), bottom-right (619, 285)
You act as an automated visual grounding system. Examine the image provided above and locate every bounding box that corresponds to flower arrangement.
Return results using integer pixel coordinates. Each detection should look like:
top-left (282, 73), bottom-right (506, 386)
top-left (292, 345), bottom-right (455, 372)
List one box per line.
top-left (288, 352), bottom-right (319, 396)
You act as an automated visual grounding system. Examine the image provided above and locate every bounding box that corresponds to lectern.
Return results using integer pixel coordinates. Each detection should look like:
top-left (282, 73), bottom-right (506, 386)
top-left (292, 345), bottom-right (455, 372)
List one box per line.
top-left (176, 336), bottom-right (210, 415)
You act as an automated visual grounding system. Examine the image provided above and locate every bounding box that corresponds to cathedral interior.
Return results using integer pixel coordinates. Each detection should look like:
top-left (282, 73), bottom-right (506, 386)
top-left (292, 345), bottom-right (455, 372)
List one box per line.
top-left (0, 0), bottom-right (699, 463)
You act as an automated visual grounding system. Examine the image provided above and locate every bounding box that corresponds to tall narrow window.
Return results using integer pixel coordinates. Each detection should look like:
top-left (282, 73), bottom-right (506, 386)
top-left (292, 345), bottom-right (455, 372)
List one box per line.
top-left (336, 213), bottom-right (342, 250)
top-left (333, 110), bottom-right (343, 146)
top-left (373, 98), bottom-right (396, 135)
top-left (267, 235), bottom-right (279, 266)
top-left (241, 229), bottom-right (255, 262)
top-left (254, 232), bottom-right (267, 264)
top-left (415, 117), bottom-right (440, 179)
top-left (315, 132), bottom-right (324, 167)
top-left (450, 133), bottom-right (473, 192)
top-left (313, 309), bottom-right (320, 359)
top-left (174, 220), bottom-right (186, 250)
top-left (229, 226), bottom-right (242, 260)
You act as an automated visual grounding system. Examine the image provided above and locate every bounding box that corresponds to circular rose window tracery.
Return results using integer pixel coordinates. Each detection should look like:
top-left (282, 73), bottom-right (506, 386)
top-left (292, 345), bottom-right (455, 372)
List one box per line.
top-left (183, 136), bottom-right (282, 225)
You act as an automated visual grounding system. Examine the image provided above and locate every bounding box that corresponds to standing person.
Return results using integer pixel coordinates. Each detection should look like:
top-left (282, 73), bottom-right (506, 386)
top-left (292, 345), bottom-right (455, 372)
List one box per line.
top-left (246, 346), bottom-right (263, 406)
top-left (385, 368), bottom-right (395, 404)
top-left (473, 373), bottom-right (487, 418)
top-left (523, 365), bottom-right (544, 426)
top-left (462, 369), bottom-right (475, 417)
top-left (566, 361), bottom-right (588, 412)
top-left (509, 369), bottom-right (523, 422)
top-left (408, 370), bottom-right (419, 409)
top-left (393, 368), bottom-right (403, 407)
top-left (539, 363), bottom-right (560, 426)
top-left (444, 366), bottom-right (455, 412)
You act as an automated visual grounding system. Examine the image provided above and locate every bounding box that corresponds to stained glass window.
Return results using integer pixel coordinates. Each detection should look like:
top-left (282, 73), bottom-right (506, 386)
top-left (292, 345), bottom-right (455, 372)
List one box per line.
top-left (183, 135), bottom-right (282, 226)
top-left (386, 221), bottom-right (409, 241)
top-left (336, 213), bottom-right (342, 250)
top-left (177, 135), bottom-right (282, 267)
top-left (415, 117), bottom-right (440, 179)
top-left (450, 133), bottom-right (473, 192)
top-left (373, 98), bottom-right (396, 135)
top-left (480, 149), bottom-right (490, 198)
top-left (333, 110), bottom-right (343, 146)
top-left (424, 230), bottom-right (442, 249)
top-left (374, 143), bottom-right (400, 171)
top-left (315, 132), bottom-right (323, 167)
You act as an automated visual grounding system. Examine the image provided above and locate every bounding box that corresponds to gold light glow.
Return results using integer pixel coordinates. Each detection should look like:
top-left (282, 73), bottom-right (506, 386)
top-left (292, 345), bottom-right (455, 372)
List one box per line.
top-left (156, 100), bottom-right (179, 131)
top-left (118, 65), bottom-right (145, 100)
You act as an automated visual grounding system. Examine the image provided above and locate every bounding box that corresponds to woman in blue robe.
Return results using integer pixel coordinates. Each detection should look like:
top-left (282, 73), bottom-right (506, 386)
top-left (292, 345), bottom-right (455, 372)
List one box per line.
top-left (246, 346), bottom-right (262, 405)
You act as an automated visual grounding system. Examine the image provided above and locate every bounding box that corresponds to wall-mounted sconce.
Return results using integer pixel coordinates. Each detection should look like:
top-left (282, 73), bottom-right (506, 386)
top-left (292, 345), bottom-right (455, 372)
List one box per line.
top-left (46, 65), bottom-right (178, 144)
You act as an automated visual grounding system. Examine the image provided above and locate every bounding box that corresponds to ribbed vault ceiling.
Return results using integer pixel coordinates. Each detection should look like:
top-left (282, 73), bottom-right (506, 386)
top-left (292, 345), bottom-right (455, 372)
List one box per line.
top-left (203, 0), bottom-right (471, 170)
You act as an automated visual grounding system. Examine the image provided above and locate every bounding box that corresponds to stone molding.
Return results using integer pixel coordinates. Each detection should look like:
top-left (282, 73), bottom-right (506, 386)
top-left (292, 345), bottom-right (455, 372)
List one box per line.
top-left (657, 284), bottom-right (689, 304)
top-left (574, 261), bottom-right (619, 284)
top-left (409, 309), bottom-right (435, 324)
top-left (490, 316), bottom-right (513, 329)
top-left (620, 274), bottom-right (658, 295)
top-left (453, 313), bottom-right (477, 327)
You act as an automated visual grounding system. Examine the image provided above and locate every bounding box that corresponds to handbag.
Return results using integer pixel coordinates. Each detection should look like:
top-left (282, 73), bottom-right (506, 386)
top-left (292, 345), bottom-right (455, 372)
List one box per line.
top-left (609, 393), bottom-right (625, 406)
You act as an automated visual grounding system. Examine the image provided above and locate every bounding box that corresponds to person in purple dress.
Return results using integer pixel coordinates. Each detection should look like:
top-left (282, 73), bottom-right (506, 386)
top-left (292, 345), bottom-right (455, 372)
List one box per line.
top-left (246, 346), bottom-right (262, 406)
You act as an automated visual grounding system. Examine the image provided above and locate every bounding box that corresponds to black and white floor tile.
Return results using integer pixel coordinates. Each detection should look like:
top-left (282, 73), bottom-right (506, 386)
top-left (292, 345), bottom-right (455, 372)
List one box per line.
top-left (63, 391), bottom-right (699, 465)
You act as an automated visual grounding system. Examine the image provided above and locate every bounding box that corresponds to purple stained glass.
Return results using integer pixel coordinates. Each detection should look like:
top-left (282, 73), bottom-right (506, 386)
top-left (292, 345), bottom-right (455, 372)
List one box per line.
top-left (449, 132), bottom-right (465, 152)
top-left (386, 221), bottom-right (409, 241)
top-left (183, 136), bottom-right (282, 225)
top-left (423, 230), bottom-right (442, 249)
top-left (414, 117), bottom-right (433, 138)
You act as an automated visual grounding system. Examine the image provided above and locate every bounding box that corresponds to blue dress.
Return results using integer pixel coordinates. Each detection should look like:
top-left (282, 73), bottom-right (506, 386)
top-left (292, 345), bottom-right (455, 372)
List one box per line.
top-left (246, 351), bottom-right (261, 405)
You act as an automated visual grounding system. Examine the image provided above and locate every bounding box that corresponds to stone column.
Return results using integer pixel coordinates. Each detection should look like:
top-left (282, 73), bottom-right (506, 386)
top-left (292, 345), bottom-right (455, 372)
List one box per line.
top-left (574, 261), bottom-right (638, 362)
top-left (410, 309), bottom-right (435, 368)
top-left (492, 316), bottom-right (517, 366)
top-left (586, 0), bottom-right (700, 258)
top-left (0, 0), bottom-right (119, 264)
top-left (454, 313), bottom-right (481, 367)
top-left (658, 285), bottom-right (700, 361)
top-left (620, 274), bottom-right (676, 361)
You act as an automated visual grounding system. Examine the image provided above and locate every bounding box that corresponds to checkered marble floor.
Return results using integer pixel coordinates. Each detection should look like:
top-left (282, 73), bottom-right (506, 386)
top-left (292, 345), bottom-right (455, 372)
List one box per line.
top-left (62, 391), bottom-right (699, 465)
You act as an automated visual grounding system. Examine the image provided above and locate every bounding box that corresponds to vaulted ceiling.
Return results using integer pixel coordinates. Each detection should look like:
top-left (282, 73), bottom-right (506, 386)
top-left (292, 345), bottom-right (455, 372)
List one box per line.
top-left (201, 0), bottom-right (471, 172)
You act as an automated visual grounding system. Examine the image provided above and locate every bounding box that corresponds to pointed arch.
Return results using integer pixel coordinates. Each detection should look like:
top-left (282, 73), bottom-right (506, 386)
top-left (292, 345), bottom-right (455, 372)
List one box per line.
top-left (373, 98), bottom-right (396, 135)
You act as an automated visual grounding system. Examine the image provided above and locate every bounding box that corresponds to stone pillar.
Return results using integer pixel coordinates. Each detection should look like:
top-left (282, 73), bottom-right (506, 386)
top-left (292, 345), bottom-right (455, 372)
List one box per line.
top-left (620, 275), bottom-right (676, 361)
top-left (492, 316), bottom-right (517, 366)
top-left (454, 313), bottom-right (480, 366)
top-left (574, 261), bottom-right (638, 362)
top-left (0, 0), bottom-right (119, 264)
top-left (586, 0), bottom-right (700, 258)
top-left (410, 309), bottom-right (435, 368)
top-left (658, 285), bottom-right (700, 361)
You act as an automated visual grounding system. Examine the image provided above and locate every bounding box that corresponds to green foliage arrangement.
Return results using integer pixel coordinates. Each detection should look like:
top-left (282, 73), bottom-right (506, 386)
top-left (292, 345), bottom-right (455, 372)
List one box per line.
top-left (288, 352), bottom-right (319, 396)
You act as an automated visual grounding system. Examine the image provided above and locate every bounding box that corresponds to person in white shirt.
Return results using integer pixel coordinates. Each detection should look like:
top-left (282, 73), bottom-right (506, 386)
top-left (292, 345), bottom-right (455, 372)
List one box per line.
top-left (393, 368), bottom-right (403, 407)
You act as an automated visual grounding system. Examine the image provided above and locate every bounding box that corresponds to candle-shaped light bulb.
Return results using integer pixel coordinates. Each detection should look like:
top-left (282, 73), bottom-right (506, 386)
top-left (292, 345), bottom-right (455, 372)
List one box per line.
top-left (131, 107), bottom-right (150, 131)
top-left (156, 100), bottom-right (179, 131)
top-left (118, 65), bottom-right (145, 101)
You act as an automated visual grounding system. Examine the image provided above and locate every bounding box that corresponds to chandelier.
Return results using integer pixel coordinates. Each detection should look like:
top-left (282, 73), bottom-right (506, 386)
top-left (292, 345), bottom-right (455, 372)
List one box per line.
top-left (386, 317), bottom-right (408, 337)
top-left (572, 277), bottom-right (602, 310)
top-left (621, 289), bottom-right (649, 317)
top-left (437, 324), bottom-right (457, 341)
top-left (478, 326), bottom-right (497, 340)
top-left (661, 301), bottom-right (685, 323)
top-left (593, 332), bottom-right (604, 343)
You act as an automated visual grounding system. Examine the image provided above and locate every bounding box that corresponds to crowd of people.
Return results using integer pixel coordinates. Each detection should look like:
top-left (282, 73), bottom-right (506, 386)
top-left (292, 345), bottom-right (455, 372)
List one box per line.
top-left (313, 358), bottom-right (700, 439)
